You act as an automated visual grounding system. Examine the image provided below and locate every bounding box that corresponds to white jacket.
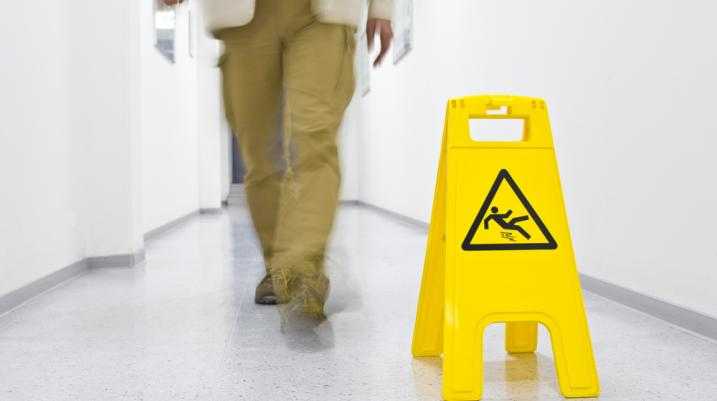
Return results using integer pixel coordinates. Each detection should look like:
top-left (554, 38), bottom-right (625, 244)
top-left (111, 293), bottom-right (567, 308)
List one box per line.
top-left (200, 0), bottom-right (393, 32)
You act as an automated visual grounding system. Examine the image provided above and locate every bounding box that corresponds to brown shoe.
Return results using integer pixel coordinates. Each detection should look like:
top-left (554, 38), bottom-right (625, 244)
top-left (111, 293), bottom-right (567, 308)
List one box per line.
top-left (255, 275), bottom-right (279, 305)
top-left (298, 273), bottom-right (330, 320)
top-left (275, 272), bottom-right (330, 322)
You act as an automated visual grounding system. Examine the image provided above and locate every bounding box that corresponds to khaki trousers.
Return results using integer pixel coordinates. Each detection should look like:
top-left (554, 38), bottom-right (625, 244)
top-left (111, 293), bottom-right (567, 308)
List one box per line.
top-left (217, 0), bottom-right (356, 304)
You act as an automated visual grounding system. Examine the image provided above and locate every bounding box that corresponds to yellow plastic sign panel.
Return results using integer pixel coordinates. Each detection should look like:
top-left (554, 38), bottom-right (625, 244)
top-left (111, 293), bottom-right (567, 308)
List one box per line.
top-left (412, 95), bottom-right (599, 400)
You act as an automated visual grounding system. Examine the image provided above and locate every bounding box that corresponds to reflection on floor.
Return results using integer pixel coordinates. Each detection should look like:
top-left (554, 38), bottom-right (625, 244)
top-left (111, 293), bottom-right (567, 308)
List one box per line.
top-left (1, 204), bottom-right (716, 400)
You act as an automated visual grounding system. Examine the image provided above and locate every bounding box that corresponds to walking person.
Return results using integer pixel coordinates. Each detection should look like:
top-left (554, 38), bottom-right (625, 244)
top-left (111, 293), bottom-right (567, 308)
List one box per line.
top-left (171, 0), bottom-right (393, 320)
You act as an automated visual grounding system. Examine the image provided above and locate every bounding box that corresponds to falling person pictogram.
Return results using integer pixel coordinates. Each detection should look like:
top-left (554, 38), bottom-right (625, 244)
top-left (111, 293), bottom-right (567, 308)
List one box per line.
top-left (483, 206), bottom-right (531, 240)
top-left (462, 169), bottom-right (557, 251)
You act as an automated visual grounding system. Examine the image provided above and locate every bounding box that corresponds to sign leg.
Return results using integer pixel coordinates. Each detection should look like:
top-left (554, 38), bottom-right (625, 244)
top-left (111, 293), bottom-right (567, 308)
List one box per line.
top-left (505, 322), bottom-right (538, 354)
top-left (443, 319), bottom-right (484, 401)
top-left (546, 314), bottom-right (600, 398)
top-left (412, 133), bottom-right (447, 358)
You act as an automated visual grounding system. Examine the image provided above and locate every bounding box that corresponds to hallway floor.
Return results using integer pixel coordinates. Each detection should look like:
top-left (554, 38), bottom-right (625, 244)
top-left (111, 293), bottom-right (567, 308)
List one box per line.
top-left (1, 204), bottom-right (716, 401)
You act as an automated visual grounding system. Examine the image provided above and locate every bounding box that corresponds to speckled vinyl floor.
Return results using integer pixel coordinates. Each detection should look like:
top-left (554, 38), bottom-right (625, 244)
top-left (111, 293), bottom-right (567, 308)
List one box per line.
top-left (1, 204), bottom-right (716, 401)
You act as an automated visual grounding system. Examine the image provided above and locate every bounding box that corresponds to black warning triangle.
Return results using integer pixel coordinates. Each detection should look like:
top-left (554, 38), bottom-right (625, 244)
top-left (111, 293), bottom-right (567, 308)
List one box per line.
top-left (462, 169), bottom-right (558, 251)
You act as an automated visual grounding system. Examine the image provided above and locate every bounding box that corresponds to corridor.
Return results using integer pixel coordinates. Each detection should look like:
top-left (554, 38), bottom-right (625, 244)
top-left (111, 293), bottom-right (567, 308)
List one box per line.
top-left (1, 204), bottom-right (716, 401)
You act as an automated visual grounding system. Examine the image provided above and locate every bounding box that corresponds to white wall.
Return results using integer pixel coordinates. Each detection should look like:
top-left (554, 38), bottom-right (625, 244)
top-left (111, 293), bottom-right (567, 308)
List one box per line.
top-left (361, 1), bottom-right (717, 318)
top-left (1, 2), bottom-right (229, 299)
top-left (195, 8), bottom-right (230, 210)
top-left (67, 0), bottom-right (144, 258)
top-left (0, 1), bottom-right (84, 296)
top-left (140, 2), bottom-right (201, 232)
top-left (337, 24), bottom-right (372, 201)
top-left (338, 93), bottom-right (363, 201)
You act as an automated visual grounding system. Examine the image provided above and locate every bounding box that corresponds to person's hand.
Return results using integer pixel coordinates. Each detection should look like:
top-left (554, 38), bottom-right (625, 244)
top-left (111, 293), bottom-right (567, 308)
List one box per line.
top-left (366, 18), bottom-right (393, 67)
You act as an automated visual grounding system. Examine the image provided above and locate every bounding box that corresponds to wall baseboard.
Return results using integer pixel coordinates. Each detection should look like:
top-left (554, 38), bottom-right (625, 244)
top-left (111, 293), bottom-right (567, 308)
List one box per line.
top-left (0, 249), bottom-right (149, 316)
top-left (1, 209), bottom-right (203, 317)
top-left (579, 274), bottom-right (717, 341)
top-left (199, 207), bottom-right (224, 214)
top-left (0, 259), bottom-right (90, 317)
top-left (349, 201), bottom-right (429, 229)
top-left (88, 249), bottom-right (146, 269)
top-left (144, 210), bottom-right (200, 241)
top-left (355, 201), bottom-right (717, 342)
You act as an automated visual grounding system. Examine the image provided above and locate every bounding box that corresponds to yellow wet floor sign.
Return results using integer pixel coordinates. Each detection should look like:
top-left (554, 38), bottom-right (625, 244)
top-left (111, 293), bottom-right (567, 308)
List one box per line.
top-left (412, 95), bottom-right (599, 400)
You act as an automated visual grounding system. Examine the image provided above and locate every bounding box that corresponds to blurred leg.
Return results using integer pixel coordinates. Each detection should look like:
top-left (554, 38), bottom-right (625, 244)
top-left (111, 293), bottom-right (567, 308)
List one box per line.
top-left (217, 3), bottom-right (283, 265)
top-left (269, 15), bottom-right (356, 316)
